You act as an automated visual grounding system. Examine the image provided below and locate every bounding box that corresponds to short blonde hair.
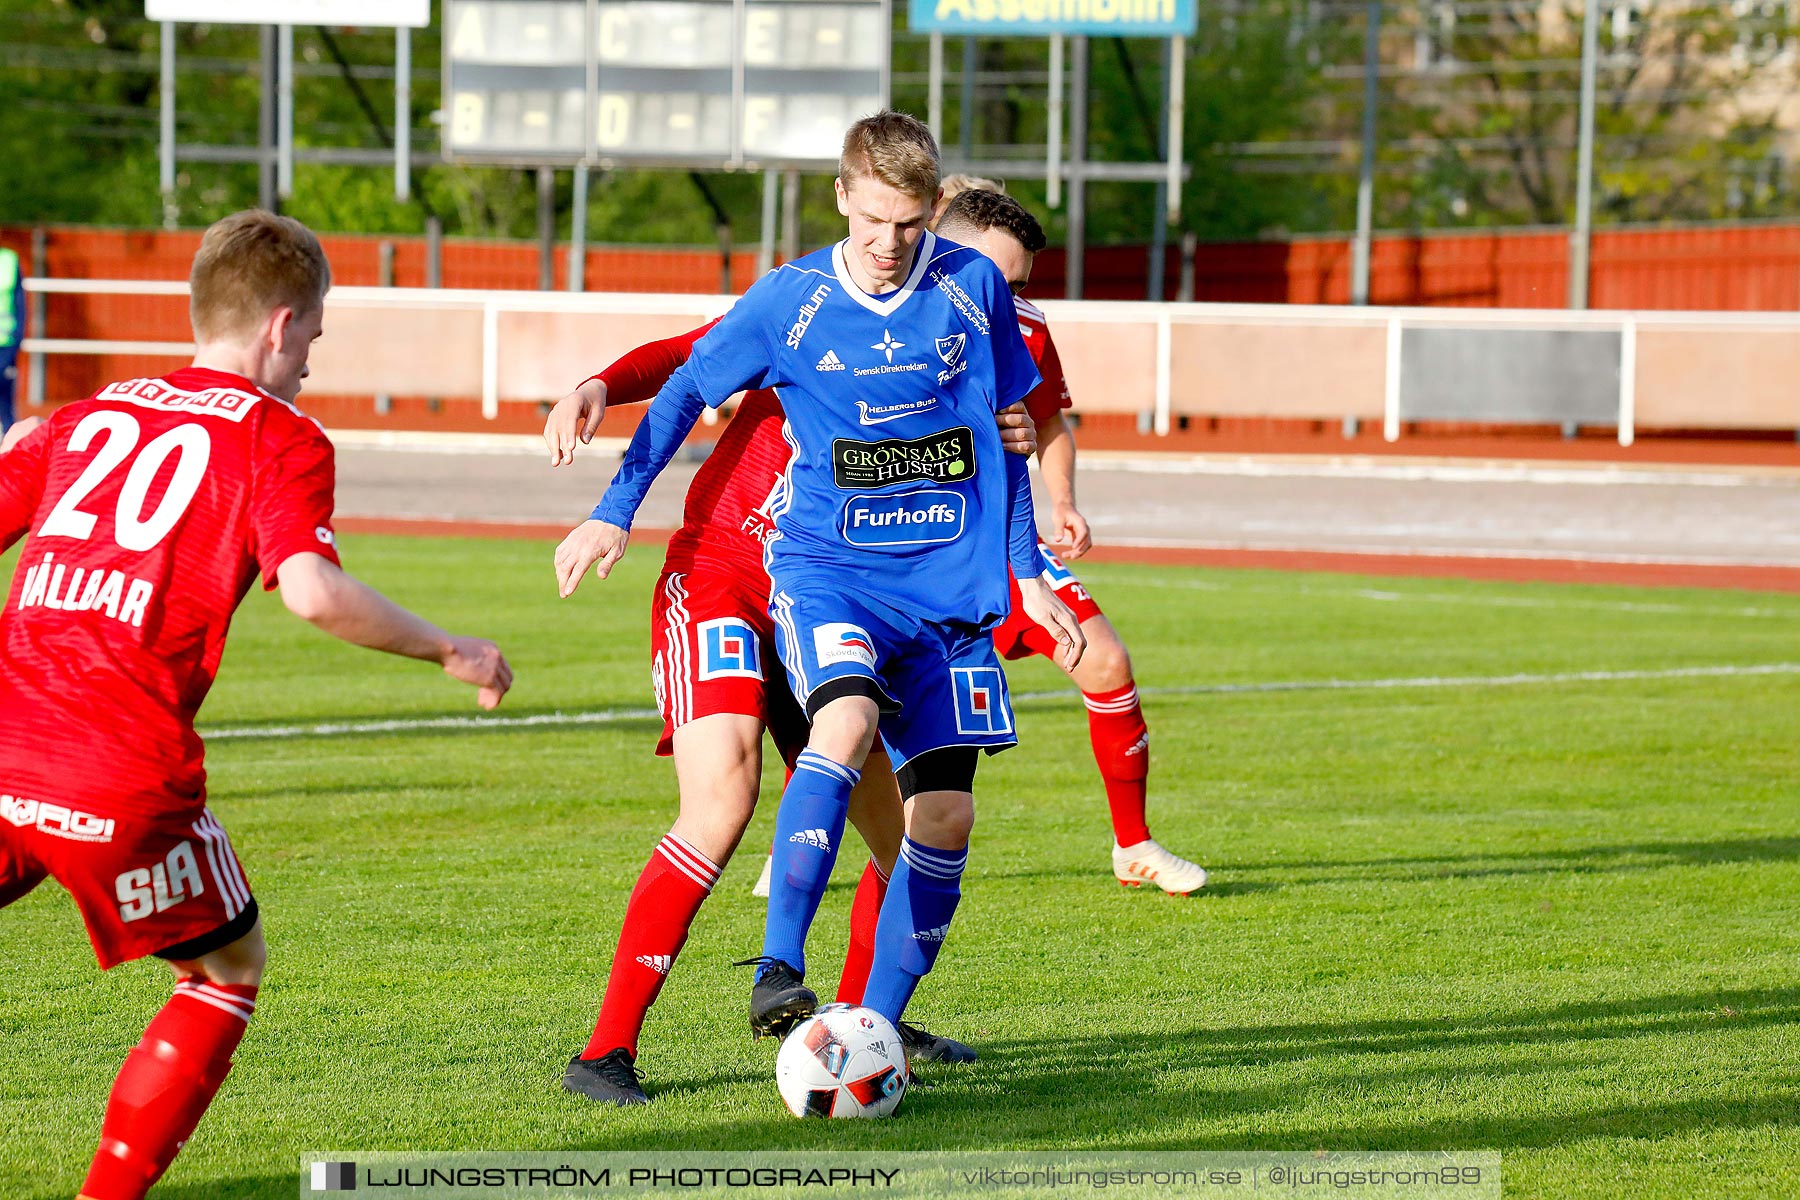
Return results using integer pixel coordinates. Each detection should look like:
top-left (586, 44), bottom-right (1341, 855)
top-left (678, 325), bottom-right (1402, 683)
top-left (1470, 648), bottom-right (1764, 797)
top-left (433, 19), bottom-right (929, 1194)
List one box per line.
top-left (938, 174), bottom-right (1003, 203)
top-left (189, 209), bottom-right (331, 343)
top-left (839, 110), bottom-right (941, 200)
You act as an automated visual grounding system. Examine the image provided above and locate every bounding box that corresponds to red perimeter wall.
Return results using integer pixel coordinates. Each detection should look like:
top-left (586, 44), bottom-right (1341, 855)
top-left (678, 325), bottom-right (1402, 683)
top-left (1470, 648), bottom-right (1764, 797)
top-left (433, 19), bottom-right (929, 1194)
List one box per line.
top-left (6, 221), bottom-right (1799, 447)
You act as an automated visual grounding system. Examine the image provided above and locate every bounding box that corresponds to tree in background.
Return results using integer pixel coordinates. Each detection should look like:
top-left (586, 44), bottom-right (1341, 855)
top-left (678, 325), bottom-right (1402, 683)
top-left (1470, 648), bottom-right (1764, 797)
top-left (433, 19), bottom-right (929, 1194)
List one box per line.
top-left (1365, 0), bottom-right (1796, 227)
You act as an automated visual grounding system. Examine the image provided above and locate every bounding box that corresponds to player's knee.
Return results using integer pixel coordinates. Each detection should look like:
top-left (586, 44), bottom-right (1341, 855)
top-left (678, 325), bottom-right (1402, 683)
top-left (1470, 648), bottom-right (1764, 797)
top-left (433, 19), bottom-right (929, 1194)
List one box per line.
top-left (190, 920), bottom-right (267, 988)
top-left (1077, 621), bottom-right (1133, 690)
top-left (806, 692), bottom-right (881, 765)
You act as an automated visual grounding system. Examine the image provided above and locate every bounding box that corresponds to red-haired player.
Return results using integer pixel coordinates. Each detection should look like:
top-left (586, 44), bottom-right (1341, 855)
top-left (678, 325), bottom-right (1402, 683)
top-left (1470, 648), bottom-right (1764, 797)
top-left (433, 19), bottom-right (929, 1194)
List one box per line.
top-left (0, 211), bottom-right (511, 1200)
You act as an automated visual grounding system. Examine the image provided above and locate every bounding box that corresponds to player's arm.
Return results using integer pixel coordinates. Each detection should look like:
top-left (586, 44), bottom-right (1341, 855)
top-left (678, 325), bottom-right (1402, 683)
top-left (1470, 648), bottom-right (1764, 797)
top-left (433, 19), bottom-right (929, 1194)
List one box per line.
top-left (544, 320), bottom-right (718, 467)
top-left (276, 552), bottom-right (512, 710)
top-left (556, 290), bottom-right (781, 597)
top-left (1035, 411), bottom-right (1090, 559)
top-left (981, 264), bottom-right (1084, 667)
top-left (0, 415), bottom-right (50, 551)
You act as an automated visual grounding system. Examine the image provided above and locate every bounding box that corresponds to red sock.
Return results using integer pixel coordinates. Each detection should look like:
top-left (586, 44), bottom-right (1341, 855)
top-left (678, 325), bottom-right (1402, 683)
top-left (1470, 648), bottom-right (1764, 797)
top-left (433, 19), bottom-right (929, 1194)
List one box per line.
top-left (835, 858), bottom-right (890, 1005)
top-left (583, 833), bottom-right (720, 1059)
top-left (1083, 682), bottom-right (1152, 847)
top-left (80, 978), bottom-right (257, 1200)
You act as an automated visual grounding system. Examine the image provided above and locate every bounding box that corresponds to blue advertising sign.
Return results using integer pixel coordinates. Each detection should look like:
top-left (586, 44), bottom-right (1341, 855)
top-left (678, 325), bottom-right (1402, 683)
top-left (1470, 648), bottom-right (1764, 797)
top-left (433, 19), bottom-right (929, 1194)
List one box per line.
top-left (908, 0), bottom-right (1197, 37)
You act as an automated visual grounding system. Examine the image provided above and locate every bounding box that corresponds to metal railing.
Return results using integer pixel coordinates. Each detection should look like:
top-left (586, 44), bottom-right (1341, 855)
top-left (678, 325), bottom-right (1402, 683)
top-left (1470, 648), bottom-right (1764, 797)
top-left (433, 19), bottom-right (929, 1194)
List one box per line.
top-left (23, 278), bottom-right (1800, 443)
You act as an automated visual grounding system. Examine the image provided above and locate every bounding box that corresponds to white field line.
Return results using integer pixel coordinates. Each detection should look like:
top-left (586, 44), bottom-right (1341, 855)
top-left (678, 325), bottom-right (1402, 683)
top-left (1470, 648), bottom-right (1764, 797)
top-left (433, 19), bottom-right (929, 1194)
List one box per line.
top-left (199, 663), bottom-right (1800, 742)
top-left (1116, 575), bottom-right (1800, 620)
top-left (1088, 535), bottom-right (1799, 568)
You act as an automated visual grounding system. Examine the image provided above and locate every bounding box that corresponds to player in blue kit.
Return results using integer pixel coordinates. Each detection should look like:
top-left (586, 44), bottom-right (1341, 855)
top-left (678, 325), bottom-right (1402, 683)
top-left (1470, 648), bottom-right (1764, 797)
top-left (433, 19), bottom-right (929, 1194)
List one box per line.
top-left (556, 111), bottom-right (1085, 1042)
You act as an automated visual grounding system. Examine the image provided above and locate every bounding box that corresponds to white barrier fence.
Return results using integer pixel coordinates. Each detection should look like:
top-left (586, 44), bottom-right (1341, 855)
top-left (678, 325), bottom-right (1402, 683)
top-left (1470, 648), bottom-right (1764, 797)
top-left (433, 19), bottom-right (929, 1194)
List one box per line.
top-left (24, 278), bottom-right (1800, 444)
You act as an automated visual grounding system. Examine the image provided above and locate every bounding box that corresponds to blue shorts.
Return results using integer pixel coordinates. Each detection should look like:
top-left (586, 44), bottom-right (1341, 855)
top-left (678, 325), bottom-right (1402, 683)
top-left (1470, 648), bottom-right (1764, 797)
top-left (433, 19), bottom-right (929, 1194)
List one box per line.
top-left (768, 584), bottom-right (1018, 768)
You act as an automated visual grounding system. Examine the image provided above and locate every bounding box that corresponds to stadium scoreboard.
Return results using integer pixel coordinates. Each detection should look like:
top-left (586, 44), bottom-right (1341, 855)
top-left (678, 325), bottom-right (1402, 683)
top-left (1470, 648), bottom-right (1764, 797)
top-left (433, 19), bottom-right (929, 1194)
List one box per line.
top-left (444, 0), bottom-right (890, 167)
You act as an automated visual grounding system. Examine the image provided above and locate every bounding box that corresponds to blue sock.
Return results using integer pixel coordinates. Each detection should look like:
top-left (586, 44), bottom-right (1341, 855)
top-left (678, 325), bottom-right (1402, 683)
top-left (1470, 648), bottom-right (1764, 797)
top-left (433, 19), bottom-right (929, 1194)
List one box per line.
top-left (862, 837), bottom-right (967, 1023)
top-left (760, 749), bottom-right (860, 979)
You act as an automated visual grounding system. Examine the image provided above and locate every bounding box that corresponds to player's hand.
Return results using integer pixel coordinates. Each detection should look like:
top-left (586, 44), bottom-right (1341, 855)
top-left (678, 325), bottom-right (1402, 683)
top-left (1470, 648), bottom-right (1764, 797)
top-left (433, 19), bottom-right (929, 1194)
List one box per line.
top-left (1047, 501), bottom-right (1093, 560)
top-left (1017, 576), bottom-right (1085, 670)
top-left (544, 378), bottom-right (607, 467)
top-left (996, 403), bottom-right (1036, 457)
top-left (1, 416), bottom-right (43, 455)
top-left (442, 636), bottom-right (512, 710)
top-left (554, 519), bottom-right (630, 597)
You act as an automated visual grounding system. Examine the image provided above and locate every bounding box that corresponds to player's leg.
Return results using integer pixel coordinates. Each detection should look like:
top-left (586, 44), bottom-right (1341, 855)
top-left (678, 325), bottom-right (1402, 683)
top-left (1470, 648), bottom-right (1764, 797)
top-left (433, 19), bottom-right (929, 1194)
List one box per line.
top-left (1066, 615), bottom-right (1207, 895)
top-left (70, 808), bottom-right (263, 1200)
top-left (0, 825), bottom-right (48, 909)
top-left (860, 750), bottom-right (977, 1028)
top-left (566, 569), bottom-right (772, 1102)
top-left (565, 712), bottom-right (760, 1104)
top-left (1002, 549), bottom-right (1209, 896)
top-left (748, 690), bottom-right (880, 1035)
top-left (836, 750), bottom-right (902, 1005)
top-left (748, 589), bottom-right (899, 1036)
top-left (858, 627), bottom-right (1015, 1040)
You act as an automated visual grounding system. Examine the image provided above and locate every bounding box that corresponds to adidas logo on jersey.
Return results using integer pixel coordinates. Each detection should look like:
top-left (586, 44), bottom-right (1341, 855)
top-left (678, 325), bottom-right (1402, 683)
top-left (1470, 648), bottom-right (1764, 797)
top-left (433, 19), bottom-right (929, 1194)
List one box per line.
top-left (789, 828), bottom-right (833, 851)
top-left (636, 954), bottom-right (672, 975)
top-left (912, 924), bottom-right (950, 943)
top-left (815, 350), bottom-right (845, 372)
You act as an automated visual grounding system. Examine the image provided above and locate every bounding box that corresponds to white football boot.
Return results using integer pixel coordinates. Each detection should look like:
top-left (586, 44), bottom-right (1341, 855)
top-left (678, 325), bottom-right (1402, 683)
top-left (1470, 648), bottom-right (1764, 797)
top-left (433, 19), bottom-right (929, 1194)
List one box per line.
top-left (1113, 839), bottom-right (1208, 896)
top-left (751, 853), bottom-right (773, 898)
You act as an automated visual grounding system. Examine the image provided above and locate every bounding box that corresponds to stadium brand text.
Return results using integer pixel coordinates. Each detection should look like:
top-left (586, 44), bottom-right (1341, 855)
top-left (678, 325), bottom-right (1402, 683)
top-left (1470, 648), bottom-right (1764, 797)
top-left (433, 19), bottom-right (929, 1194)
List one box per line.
top-left (2, 793), bottom-right (115, 843)
top-left (786, 284), bottom-right (833, 349)
top-left (13, 553), bottom-right (156, 628)
top-left (832, 428), bottom-right (976, 489)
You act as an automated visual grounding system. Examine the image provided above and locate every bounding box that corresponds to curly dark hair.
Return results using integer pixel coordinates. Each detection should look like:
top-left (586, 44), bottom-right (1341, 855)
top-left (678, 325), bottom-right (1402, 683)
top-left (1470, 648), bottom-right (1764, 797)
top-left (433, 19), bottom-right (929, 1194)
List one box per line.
top-left (935, 188), bottom-right (1048, 254)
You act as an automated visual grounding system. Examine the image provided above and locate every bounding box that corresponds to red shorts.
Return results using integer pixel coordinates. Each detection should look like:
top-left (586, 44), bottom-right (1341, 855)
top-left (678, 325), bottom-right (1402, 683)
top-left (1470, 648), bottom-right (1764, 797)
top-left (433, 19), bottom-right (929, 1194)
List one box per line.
top-left (650, 567), bottom-right (808, 762)
top-left (1, 787), bottom-right (257, 970)
top-left (992, 544), bottom-right (1106, 662)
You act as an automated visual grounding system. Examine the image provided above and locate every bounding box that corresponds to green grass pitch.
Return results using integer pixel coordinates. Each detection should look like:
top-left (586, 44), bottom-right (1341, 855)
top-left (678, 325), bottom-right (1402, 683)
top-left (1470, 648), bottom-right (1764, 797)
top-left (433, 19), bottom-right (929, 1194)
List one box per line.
top-left (2, 534), bottom-right (1797, 1199)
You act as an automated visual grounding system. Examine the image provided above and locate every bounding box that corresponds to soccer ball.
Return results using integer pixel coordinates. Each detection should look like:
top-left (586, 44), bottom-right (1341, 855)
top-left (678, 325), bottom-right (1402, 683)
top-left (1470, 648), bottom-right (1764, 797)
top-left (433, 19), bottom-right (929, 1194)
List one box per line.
top-left (775, 1004), bottom-right (909, 1118)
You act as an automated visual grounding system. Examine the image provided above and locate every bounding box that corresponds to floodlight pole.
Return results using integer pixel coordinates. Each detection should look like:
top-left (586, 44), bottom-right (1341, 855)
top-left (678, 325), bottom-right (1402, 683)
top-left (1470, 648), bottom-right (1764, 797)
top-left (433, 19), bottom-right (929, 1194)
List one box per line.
top-left (928, 34), bottom-right (945, 138)
top-left (758, 169), bottom-right (778, 275)
top-left (395, 26), bottom-right (411, 201)
top-left (1046, 35), bottom-right (1063, 208)
top-left (258, 26), bottom-right (277, 211)
top-left (1570, 0), bottom-right (1601, 309)
top-left (159, 23), bottom-right (176, 197)
top-left (1065, 35), bottom-right (1089, 300)
top-left (1149, 39), bottom-right (1170, 301)
top-left (568, 161), bottom-right (589, 292)
top-left (277, 23), bottom-right (294, 199)
top-left (781, 170), bottom-right (801, 263)
top-left (1351, 0), bottom-right (1381, 306)
top-left (960, 37), bottom-right (977, 162)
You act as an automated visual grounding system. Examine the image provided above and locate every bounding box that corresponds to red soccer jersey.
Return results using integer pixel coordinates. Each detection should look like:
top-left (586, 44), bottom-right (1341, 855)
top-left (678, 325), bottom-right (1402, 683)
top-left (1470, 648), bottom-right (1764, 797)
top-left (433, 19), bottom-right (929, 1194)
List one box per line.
top-left (0, 367), bottom-right (340, 819)
top-left (1014, 297), bottom-right (1072, 424)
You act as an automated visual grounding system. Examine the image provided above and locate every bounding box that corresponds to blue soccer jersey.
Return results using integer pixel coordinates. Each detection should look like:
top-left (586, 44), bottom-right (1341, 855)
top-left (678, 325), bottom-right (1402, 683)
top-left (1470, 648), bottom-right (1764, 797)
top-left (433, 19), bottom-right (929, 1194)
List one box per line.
top-left (593, 232), bottom-right (1042, 628)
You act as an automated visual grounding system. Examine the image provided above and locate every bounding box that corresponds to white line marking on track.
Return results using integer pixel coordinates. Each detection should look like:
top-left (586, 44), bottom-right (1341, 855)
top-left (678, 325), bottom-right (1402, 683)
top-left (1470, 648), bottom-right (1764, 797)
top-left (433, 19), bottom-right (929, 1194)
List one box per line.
top-left (203, 707), bottom-right (658, 741)
top-left (200, 663), bottom-right (1800, 742)
top-left (1013, 662), bottom-right (1800, 704)
top-left (1117, 575), bottom-right (1800, 619)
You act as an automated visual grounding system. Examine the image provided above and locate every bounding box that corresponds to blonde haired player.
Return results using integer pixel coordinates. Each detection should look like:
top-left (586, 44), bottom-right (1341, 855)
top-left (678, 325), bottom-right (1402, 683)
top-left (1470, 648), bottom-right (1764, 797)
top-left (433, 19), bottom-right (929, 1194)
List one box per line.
top-left (0, 210), bottom-right (511, 1200)
top-left (746, 178), bottom-right (1209, 897)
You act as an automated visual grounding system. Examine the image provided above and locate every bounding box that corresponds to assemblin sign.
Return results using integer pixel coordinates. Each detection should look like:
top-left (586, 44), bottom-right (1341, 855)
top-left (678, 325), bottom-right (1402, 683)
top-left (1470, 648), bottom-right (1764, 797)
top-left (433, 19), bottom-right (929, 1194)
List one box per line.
top-left (909, 0), bottom-right (1197, 36)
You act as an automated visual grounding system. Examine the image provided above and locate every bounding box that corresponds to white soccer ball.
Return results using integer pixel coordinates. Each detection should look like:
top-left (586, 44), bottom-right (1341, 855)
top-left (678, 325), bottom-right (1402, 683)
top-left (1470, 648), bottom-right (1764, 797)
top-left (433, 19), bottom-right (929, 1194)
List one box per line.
top-left (775, 1004), bottom-right (909, 1118)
